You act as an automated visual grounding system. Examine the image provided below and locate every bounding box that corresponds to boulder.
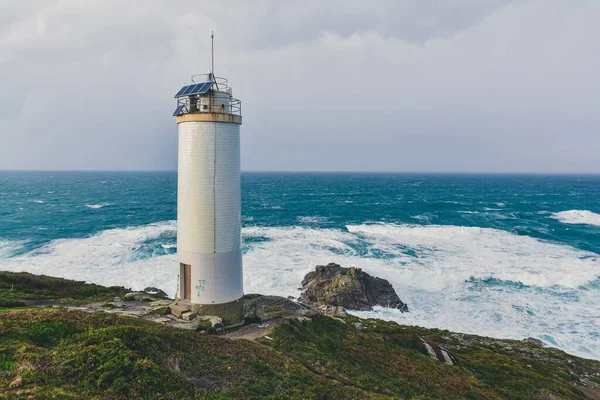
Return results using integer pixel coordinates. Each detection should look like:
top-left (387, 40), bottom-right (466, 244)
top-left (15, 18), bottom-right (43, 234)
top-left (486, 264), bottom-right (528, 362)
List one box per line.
top-left (243, 294), bottom-right (313, 321)
top-left (181, 311), bottom-right (196, 321)
top-left (524, 337), bottom-right (546, 347)
top-left (144, 287), bottom-right (168, 298)
top-left (420, 338), bottom-right (457, 366)
top-left (299, 263), bottom-right (407, 311)
top-left (124, 292), bottom-right (156, 302)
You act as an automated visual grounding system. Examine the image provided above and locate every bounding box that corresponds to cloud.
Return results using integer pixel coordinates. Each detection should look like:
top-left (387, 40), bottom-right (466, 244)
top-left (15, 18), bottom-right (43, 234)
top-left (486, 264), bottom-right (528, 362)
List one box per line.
top-left (0, 0), bottom-right (598, 172)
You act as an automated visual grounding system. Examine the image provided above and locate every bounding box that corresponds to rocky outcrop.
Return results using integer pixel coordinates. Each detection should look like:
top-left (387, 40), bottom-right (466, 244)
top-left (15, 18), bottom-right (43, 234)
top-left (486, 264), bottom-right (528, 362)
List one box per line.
top-left (299, 263), bottom-right (408, 312)
top-left (317, 305), bottom-right (348, 318)
top-left (243, 294), bottom-right (313, 321)
top-left (524, 337), bottom-right (546, 347)
top-left (144, 287), bottom-right (168, 298)
top-left (420, 338), bottom-right (458, 366)
top-left (123, 292), bottom-right (156, 302)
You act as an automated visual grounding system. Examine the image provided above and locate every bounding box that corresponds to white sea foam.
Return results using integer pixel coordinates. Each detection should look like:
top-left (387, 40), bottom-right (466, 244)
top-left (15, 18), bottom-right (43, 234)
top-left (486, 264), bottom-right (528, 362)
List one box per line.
top-left (551, 210), bottom-right (600, 227)
top-left (85, 203), bottom-right (113, 209)
top-left (1, 221), bottom-right (599, 359)
top-left (31, 199), bottom-right (44, 204)
top-left (0, 240), bottom-right (26, 258)
top-left (349, 223), bottom-right (599, 288)
top-left (0, 222), bottom-right (178, 295)
top-left (245, 223), bottom-right (600, 359)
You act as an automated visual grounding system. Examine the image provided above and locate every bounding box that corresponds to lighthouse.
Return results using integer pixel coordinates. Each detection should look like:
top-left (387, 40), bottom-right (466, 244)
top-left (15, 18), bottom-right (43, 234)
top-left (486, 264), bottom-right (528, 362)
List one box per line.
top-left (172, 34), bottom-right (243, 325)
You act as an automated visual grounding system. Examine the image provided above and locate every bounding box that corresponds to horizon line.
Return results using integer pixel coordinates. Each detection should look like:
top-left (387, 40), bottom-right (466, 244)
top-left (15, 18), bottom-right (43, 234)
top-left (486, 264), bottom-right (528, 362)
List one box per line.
top-left (1, 169), bottom-right (600, 175)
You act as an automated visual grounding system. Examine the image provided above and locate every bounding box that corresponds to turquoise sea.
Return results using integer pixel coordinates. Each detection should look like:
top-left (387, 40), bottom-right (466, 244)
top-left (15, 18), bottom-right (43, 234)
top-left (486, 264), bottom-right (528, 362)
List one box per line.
top-left (1, 172), bottom-right (599, 359)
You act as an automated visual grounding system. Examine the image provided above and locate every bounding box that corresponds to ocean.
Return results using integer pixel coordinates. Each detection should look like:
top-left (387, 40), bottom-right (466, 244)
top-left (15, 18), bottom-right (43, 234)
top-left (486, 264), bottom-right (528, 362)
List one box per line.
top-left (1, 172), bottom-right (599, 359)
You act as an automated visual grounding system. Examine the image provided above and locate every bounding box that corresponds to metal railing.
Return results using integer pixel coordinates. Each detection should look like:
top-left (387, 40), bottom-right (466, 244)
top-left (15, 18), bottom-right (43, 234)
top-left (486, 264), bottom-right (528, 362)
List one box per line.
top-left (175, 96), bottom-right (241, 117)
top-left (190, 73), bottom-right (229, 90)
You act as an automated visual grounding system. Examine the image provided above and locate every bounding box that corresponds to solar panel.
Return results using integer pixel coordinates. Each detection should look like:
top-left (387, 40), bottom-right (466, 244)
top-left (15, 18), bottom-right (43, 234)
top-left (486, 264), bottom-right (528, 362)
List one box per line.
top-left (174, 86), bottom-right (190, 98)
top-left (182, 84), bottom-right (198, 96)
top-left (174, 81), bottom-right (215, 98)
top-left (201, 81), bottom-right (214, 92)
top-left (172, 105), bottom-right (186, 116)
top-left (186, 83), bottom-right (204, 96)
top-left (188, 81), bottom-right (214, 96)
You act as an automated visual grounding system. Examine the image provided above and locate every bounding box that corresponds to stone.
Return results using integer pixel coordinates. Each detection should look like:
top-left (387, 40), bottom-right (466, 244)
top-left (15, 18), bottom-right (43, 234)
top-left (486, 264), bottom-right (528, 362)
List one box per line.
top-left (151, 306), bottom-right (170, 316)
top-left (420, 338), bottom-right (457, 366)
top-left (189, 298), bottom-right (244, 326)
top-left (144, 287), bottom-right (168, 298)
top-left (190, 318), bottom-right (213, 331)
top-left (243, 294), bottom-right (313, 321)
top-left (181, 311), bottom-right (196, 321)
top-left (150, 299), bottom-right (173, 307)
top-left (9, 376), bottom-right (22, 388)
top-left (524, 337), bottom-right (546, 347)
top-left (169, 303), bottom-right (190, 318)
top-left (124, 292), bottom-right (156, 302)
top-left (317, 304), bottom-right (348, 317)
top-left (354, 322), bottom-right (366, 330)
top-left (209, 316), bottom-right (223, 327)
top-left (299, 263), bottom-right (408, 311)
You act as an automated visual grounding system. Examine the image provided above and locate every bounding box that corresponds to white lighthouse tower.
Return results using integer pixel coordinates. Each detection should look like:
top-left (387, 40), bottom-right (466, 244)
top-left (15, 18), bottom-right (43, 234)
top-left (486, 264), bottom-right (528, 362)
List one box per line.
top-left (172, 34), bottom-right (243, 324)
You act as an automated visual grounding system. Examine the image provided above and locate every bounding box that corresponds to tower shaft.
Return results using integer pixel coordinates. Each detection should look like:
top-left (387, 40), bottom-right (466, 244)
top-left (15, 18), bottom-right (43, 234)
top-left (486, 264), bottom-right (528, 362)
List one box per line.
top-left (173, 77), bottom-right (243, 325)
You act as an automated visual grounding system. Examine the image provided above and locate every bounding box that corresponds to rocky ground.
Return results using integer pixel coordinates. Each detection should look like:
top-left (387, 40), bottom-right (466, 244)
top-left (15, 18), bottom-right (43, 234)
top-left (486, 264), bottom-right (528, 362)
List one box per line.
top-left (1, 270), bottom-right (600, 399)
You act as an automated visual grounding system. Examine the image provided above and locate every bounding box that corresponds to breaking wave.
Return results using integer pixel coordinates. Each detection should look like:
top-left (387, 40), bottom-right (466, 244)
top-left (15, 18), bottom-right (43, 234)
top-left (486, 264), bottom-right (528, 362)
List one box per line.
top-left (551, 210), bottom-right (600, 227)
top-left (1, 221), bottom-right (599, 359)
top-left (85, 203), bottom-right (113, 209)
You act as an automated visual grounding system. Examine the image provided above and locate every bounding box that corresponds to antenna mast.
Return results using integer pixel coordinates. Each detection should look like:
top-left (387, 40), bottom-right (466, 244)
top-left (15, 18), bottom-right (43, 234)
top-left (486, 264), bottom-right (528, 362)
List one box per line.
top-left (211, 31), bottom-right (215, 79)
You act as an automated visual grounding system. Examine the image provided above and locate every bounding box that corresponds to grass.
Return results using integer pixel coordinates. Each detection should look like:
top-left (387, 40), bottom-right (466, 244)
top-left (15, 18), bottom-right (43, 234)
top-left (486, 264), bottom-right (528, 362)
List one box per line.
top-left (0, 309), bottom-right (371, 399)
top-left (0, 352), bottom-right (15, 372)
top-left (0, 271), bottom-right (129, 306)
top-left (0, 272), bottom-right (599, 399)
top-left (0, 309), bottom-right (598, 399)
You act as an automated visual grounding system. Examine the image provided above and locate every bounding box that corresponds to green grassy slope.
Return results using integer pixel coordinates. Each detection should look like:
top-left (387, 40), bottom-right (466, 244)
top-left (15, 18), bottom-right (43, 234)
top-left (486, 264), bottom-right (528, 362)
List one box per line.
top-left (0, 272), bottom-right (598, 399)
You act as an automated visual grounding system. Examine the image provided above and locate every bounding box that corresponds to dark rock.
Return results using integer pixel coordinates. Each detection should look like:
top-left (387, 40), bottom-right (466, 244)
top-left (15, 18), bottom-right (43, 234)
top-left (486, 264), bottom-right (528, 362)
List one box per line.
top-left (243, 294), bottom-right (313, 321)
top-left (144, 287), bottom-right (168, 298)
top-left (524, 337), bottom-right (546, 347)
top-left (420, 338), bottom-right (457, 365)
top-left (299, 263), bottom-right (407, 311)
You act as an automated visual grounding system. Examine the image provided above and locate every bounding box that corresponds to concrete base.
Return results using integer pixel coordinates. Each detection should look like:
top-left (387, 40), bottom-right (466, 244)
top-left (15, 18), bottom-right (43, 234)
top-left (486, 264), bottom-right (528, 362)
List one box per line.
top-left (185, 297), bottom-right (244, 326)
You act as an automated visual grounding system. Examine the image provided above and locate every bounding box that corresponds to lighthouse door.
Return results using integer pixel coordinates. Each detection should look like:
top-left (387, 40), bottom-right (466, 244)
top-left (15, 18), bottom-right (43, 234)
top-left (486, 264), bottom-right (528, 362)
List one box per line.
top-left (183, 264), bottom-right (191, 300)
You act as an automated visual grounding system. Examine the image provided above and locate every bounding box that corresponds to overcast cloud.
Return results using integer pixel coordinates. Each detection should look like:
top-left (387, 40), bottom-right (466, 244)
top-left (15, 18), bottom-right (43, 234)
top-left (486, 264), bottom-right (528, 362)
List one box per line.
top-left (0, 0), bottom-right (598, 172)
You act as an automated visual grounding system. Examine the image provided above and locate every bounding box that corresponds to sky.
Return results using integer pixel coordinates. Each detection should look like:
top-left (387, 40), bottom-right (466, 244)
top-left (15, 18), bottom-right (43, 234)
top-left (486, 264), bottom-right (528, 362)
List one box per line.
top-left (0, 0), bottom-right (599, 173)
